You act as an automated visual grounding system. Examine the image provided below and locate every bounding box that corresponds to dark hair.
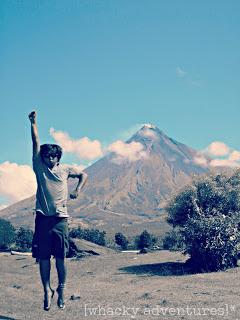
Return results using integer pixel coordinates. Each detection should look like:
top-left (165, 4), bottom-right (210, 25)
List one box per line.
top-left (40, 144), bottom-right (63, 161)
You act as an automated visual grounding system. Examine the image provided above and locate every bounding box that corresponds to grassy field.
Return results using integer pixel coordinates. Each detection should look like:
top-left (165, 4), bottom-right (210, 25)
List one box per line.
top-left (0, 250), bottom-right (239, 320)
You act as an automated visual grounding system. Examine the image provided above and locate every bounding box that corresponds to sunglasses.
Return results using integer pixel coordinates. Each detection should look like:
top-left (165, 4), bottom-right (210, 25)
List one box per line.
top-left (42, 153), bottom-right (59, 158)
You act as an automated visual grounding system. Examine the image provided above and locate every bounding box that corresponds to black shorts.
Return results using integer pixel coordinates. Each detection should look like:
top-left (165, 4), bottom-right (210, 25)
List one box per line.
top-left (32, 213), bottom-right (69, 259)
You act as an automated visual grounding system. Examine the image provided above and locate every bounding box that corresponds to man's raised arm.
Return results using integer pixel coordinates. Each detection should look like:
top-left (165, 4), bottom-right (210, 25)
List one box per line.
top-left (28, 111), bottom-right (40, 156)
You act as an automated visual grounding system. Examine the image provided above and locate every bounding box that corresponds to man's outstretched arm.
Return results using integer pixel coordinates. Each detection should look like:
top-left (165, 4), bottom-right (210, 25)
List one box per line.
top-left (69, 172), bottom-right (88, 199)
top-left (28, 110), bottom-right (40, 156)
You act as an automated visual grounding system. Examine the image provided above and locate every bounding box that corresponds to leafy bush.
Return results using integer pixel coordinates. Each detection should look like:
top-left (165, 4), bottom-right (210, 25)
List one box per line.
top-left (0, 218), bottom-right (16, 250)
top-left (115, 232), bottom-right (128, 250)
top-left (16, 227), bottom-right (33, 251)
top-left (135, 230), bottom-right (156, 250)
top-left (69, 227), bottom-right (84, 239)
top-left (163, 229), bottom-right (185, 251)
top-left (69, 227), bottom-right (106, 246)
top-left (166, 170), bottom-right (240, 271)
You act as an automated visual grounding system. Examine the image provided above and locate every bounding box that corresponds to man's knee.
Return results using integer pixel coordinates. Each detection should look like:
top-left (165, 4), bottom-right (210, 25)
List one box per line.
top-left (55, 258), bottom-right (65, 266)
top-left (39, 258), bottom-right (51, 264)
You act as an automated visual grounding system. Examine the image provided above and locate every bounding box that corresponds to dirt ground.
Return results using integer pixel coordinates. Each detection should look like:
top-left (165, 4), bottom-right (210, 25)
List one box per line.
top-left (0, 250), bottom-right (239, 320)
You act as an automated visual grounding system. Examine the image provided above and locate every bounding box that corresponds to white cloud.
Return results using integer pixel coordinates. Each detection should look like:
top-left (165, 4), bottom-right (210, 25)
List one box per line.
top-left (209, 159), bottom-right (239, 168)
top-left (199, 141), bottom-right (240, 168)
top-left (50, 128), bottom-right (103, 161)
top-left (118, 123), bottom-right (158, 141)
top-left (176, 67), bottom-right (187, 77)
top-left (0, 161), bottom-right (86, 207)
top-left (193, 156), bottom-right (208, 167)
top-left (108, 140), bottom-right (147, 164)
top-left (117, 124), bottom-right (143, 141)
top-left (0, 162), bottom-right (37, 204)
top-left (0, 204), bottom-right (7, 211)
top-left (205, 141), bottom-right (230, 157)
top-left (229, 150), bottom-right (240, 162)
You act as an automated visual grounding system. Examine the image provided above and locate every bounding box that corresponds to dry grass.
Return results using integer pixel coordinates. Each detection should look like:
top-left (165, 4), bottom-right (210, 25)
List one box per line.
top-left (0, 250), bottom-right (239, 320)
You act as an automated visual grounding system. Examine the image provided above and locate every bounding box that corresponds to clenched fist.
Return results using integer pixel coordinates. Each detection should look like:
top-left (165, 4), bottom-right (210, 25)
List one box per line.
top-left (29, 111), bottom-right (37, 123)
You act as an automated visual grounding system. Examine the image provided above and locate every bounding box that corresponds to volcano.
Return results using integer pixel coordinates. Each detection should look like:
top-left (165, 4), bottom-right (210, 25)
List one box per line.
top-left (0, 125), bottom-right (208, 235)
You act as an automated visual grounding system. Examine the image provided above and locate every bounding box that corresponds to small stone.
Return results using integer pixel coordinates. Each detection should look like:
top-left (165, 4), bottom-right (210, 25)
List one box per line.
top-left (70, 294), bottom-right (81, 300)
top-left (13, 284), bottom-right (21, 289)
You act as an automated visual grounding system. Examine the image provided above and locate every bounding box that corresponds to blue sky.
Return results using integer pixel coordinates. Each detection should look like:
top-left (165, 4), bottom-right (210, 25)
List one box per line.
top-left (0, 0), bottom-right (240, 207)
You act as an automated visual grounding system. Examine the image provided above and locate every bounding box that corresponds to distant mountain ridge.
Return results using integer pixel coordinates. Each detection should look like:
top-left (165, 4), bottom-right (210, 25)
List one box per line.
top-left (0, 125), bottom-right (208, 235)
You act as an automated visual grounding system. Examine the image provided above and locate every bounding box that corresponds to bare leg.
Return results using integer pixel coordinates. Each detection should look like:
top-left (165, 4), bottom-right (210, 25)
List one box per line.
top-left (39, 259), bottom-right (53, 310)
top-left (39, 259), bottom-right (51, 292)
top-left (56, 258), bottom-right (67, 309)
top-left (55, 258), bottom-right (67, 284)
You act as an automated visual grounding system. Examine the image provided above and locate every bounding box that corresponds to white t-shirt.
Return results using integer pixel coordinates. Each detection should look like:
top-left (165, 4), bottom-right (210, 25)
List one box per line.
top-left (33, 154), bottom-right (81, 217)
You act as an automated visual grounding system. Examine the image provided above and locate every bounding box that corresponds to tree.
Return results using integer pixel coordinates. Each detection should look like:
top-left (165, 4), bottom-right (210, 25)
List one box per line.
top-left (69, 227), bottom-right (106, 246)
top-left (0, 218), bottom-right (16, 249)
top-left (16, 227), bottom-right (33, 251)
top-left (115, 232), bottom-right (128, 250)
top-left (136, 230), bottom-right (155, 250)
top-left (84, 228), bottom-right (106, 246)
top-left (69, 226), bottom-right (84, 239)
top-left (163, 229), bottom-right (185, 251)
top-left (166, 170), bottom-right (240, 271)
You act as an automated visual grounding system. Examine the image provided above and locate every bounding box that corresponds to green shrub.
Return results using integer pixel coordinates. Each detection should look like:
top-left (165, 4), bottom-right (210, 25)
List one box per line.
top-left (163, 229), bottom-right (185, 251)
top-left (135, 230), bottom-right (156, 250)
top-left (69, 226), bottom-right (84, 239)
top-left (115, 232), bottom-right (128, 250)
top-left (166, 170), bottom-right (240, 271)
top-left (69, 227), bottom-right (106, 246)
top-left (16, 227), bottom-right (33, 251)
top-left (0, 218), bottom-right (16, 250)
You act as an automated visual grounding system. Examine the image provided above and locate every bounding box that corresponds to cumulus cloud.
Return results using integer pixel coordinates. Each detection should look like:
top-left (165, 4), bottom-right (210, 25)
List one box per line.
top-left (50, 128), bottom-right (103, 161)
top-left (209, 159), bottom-right (239, 168)
top-left (0, 204), bottom-right (7, 211)
top-left (119, 123), bottom-right (158, 140)
top-left (117, 124), bottom-right (143, 141)
top-left (0, 161), bottom-right (87, 207)
top-left (205, 141), bottom-right (230, 157)
top-left (50, 126), bottom-right (151, 164)
top-left (176, 67), bottom-right (187, 77)
top-left (193, 155), bottom-right (208, 167)
top-left (108, 140), bottom-right (147, 164)
top-left (228, 150), bottom-right (240, 162)
top-left (198, 141), bottom-right (240, 168)
top-left (0, 162), bottom-right (37, 204)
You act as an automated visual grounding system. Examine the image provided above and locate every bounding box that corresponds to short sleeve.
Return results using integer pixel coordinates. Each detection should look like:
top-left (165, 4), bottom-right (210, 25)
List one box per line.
top-left (64, 165), bottom-right (83, 177)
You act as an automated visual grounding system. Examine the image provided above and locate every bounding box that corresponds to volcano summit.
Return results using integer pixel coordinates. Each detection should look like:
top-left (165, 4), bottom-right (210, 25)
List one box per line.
top-left (0, 125), bottom-right (208, 233)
